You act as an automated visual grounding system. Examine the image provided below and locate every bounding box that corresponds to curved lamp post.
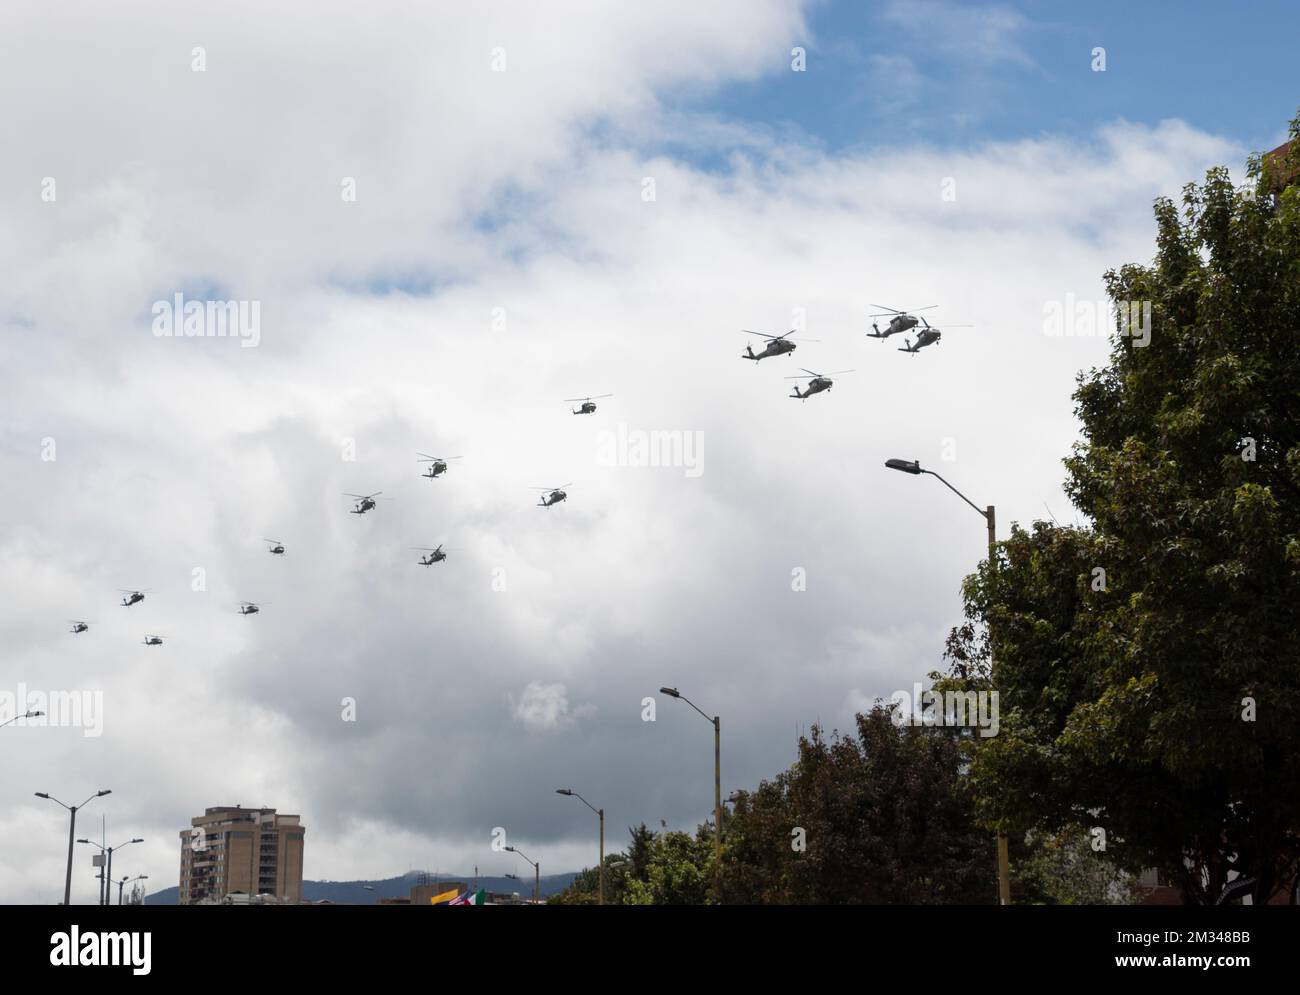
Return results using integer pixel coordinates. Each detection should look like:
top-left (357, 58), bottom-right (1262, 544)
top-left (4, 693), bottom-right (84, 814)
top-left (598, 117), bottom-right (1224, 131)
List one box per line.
top-left (504, 846), bottom-right (540, 904)
top-left (885, 457), bottom-right (1009, 905)
top-left (1, 710), bottom-right (44, 729)
top-left (659, 686), bottom-right (722, 895)
top-left (556, 789), bottom-right (605, 905)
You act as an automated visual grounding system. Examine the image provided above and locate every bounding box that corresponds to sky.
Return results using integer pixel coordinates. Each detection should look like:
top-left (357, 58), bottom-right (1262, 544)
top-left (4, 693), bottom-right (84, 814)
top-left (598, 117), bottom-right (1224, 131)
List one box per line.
top-left (0, 0), bottom-right (1293, 903)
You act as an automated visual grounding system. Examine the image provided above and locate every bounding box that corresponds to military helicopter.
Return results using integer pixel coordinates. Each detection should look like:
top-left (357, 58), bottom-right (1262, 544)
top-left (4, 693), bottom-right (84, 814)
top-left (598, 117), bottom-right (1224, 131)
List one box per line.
top-left (344, 492), bottom-right (384, 514)
top-left (143, 635), bottom-right (164, 646)
top-left (69, 620), bottom-right (94, 634)
top-left (264, 539), bottom-right (285, 555)
top-left (413, 544), bottom-right (453, 566)
top-left (119, 589), bottom-right (149, 607)
top-left (786, 368), bottom-right (853, 400)
top-left (533, 484), bottom-right (572, 508)
top-left (867, 304), bottom-right (937, 340)
top-left (237, 601), bottom-right (264, 615)
top-left (741, 329), bottom-right (818, 361)
top-left (417, 454), bottom-right (461, 479)
top-left (898, 317), bottom-right (971, 355)
top-left (564, 395), bottom-right (612, 415)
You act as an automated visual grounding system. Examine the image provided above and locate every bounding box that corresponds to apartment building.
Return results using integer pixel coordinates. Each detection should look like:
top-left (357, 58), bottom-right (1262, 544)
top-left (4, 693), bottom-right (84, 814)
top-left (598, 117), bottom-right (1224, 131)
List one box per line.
top-left (178, 805), bottom-right (306, 905)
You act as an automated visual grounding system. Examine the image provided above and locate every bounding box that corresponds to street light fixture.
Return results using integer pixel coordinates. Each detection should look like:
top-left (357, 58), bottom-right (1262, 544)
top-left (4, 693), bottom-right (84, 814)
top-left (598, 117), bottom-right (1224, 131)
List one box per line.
top-left (79, 837), bottom-right (143, 906)
top-left (114, 874), bottom-right (148, 906)
top-left (659, 686), bottom-right (723, 896)
top-left (884, 456), bottom-right (1009, 905)
top-left (1, 710), bottom-right (44, 729)
top-left (36, 789), bottom-right (111, 906)
top-left (556, 788), bottom-right (605, 905)
top-left (504, 846), bottom-right (540, 905)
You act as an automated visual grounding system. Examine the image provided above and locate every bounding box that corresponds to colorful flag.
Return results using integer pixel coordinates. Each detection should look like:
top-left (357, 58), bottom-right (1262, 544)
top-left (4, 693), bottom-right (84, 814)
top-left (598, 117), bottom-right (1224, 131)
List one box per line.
top-left (449, 889), bottom-right (486, 905)
top-left (429, 887), bottom-right (461, 905)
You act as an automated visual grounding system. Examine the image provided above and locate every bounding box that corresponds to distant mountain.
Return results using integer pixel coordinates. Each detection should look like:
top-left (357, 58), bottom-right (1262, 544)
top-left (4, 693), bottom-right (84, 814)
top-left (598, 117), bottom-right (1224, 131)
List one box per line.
top-left (145, 870), bottom-right (577, 905)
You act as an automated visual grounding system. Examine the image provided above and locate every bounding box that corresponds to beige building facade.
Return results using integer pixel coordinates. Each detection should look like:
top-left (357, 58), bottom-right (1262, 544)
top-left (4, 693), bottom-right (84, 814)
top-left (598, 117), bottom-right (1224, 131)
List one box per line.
top-left (178, 806), bottom-right (306, 905)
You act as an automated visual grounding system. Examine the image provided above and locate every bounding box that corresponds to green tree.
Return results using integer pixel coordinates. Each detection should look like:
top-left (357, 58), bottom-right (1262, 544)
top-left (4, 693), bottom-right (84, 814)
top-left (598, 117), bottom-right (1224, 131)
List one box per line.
top-left (949, 121), bottom-right (1300, 903)
top-left (1014, 826), bottom-right (1137, 905)
top-left (719, 705), bottom-right (996, 904)
top-left (622, 830), bottom-right (712, 905)
top-left (546, 850), bottom-right (631, 905)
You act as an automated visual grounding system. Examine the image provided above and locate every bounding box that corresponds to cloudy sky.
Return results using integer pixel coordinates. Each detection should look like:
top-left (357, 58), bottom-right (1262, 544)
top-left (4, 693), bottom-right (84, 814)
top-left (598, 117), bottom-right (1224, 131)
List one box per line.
top-left (1, 1), bottom-right (1294, 902)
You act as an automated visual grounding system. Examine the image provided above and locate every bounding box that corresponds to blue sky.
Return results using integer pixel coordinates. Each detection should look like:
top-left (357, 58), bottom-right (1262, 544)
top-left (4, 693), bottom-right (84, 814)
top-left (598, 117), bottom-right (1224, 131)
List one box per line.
top-left (669, 0), bottom-right (1298, 157)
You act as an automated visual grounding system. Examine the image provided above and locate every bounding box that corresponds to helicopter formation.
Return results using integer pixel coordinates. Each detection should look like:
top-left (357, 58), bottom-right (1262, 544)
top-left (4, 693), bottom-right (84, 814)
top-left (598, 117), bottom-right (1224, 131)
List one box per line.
top-left (867, 304), bottom-right (972, 355)
top-left (744, 304), bottom-right (971, 395)
top-left (70, 580), bottom-right (272, 648)
top-left (61, 306), bottom-right (961, 642)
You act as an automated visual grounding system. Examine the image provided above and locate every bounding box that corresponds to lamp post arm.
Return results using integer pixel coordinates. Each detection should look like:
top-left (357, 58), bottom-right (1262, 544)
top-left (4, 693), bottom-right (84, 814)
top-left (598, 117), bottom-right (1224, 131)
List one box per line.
top-left (678, 693), bottom-right (714, 726)
top-left (922, 469), bottom-right (988, 521)
top-left (569, 791), bottom-right (600, 817)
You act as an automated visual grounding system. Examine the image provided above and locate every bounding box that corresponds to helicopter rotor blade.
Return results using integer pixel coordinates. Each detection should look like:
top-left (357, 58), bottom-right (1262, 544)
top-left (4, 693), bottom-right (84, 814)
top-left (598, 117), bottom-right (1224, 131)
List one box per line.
top-left (741, 329), bottom-right (779, 339)
top-left (869, 304), bottom-right (938, 316)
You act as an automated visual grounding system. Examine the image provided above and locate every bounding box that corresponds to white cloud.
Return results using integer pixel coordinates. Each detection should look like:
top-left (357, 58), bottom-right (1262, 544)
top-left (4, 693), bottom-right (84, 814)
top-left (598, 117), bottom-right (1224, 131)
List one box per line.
top-left (511, 681), bottom-right (593, 733)
top-left (881, 0), bottom-right (1034, 68)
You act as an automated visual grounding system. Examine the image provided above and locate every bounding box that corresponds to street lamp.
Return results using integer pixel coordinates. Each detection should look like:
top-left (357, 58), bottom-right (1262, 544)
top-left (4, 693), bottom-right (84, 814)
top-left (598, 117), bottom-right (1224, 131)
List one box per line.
top-left (35, 789), bottom-right (110, 906)
top-left (659, 686), bottom-right (723, 896)
top-left (1, 710), bottom-right (44, 729)
top-left (556, 789), bottom-right (604, 905)
top-left (504, 846), bottom-right (540, 905)
top-left (885, 456), bottom-right (1009, 905)
top-left (114, 874), bottom-right (148, 906)
top-left (78, 837), bottom-right (143, 906)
